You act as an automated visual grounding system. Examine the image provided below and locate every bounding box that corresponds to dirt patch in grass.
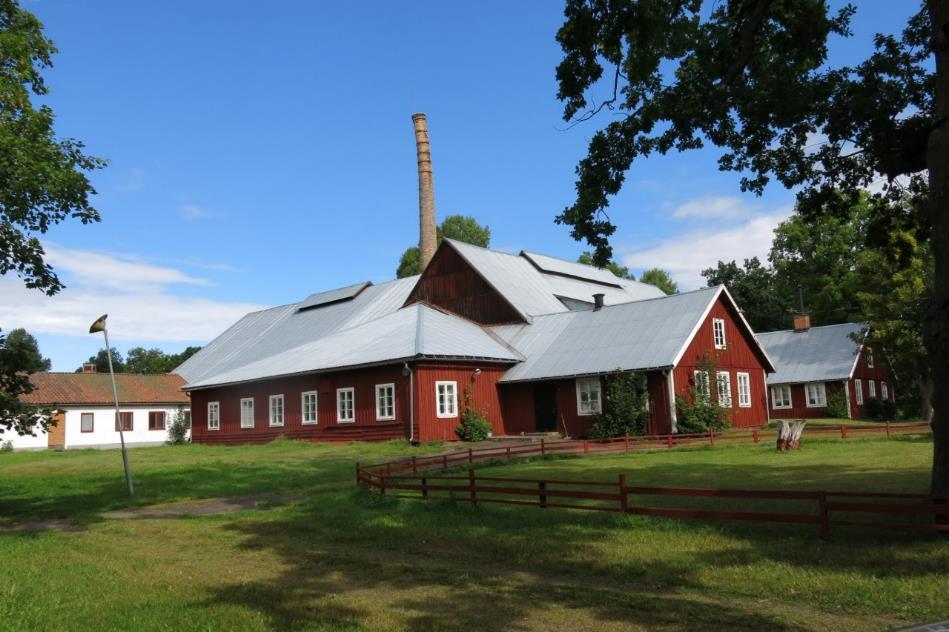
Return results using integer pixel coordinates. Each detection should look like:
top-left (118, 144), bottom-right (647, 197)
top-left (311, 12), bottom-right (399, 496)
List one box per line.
top-left (102, 493), bottom-right (304, 519)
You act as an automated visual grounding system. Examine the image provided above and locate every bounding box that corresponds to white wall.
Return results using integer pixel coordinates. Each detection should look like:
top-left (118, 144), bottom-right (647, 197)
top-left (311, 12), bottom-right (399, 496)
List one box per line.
top-left (0, 405), bottom-right (190, 450)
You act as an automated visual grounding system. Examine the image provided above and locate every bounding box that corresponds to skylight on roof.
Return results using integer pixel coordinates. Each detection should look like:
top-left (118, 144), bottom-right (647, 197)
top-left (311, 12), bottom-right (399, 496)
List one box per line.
top-left (297, 281), bottom-right (371, 313)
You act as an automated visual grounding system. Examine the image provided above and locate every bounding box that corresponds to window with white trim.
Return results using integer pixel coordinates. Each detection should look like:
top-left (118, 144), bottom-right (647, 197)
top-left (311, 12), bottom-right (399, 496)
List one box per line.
top-left (736, 372), bottom-right (751, 408)
top-left (771, 385), bottom-right (792, 409)
top-left (866, 347), bottom-right (874, 368)
top-left (806, 383), bottom-right (827, 407)
top-left (240, 398), bottom-right (255, 428)
top-left (375, 383), bottom-right (395, 420)
top-left (301, 391), bottom-right (318, 425)
top-left (855, 379), bottom-right (863, 405)
top-left (693, 370), bottom-right (711, 403)
top-left (716, 371), bottom-right (732, 408)
top-left (208, 401), bottom-right (220, 430)
top-left (435, 381), bottom-right (458, 418)
top-left (337, 388), bottom-right (355, 423)
top-left (712, 318), bottom-right (727, 349)
top-left (269, 394), bottom-right (284, 427)
top-left (881, 381), bottom-right (889, 400)
top-left (80, 412), bottom-right (94, 433)
top-left (868, 379), bottom-right (876, 399)
top-left (576, 377), bottom-right (602, 416)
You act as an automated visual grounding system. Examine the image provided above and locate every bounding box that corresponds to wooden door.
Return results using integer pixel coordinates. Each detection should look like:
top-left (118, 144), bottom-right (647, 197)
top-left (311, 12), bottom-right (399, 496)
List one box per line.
top-left (47, 412), bottom-right (66, 449)
top-left (533, 384), bottom-right (558, 432)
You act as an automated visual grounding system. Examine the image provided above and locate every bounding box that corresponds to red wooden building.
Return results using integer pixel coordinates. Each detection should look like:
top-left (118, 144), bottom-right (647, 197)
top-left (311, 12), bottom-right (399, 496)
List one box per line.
top-left (179, 240), bottom-right (775, 443)
top-left (756, 318), bottom-right (895, 419)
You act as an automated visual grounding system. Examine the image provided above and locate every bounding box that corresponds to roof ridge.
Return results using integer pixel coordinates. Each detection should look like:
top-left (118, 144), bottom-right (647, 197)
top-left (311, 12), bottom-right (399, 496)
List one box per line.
top-left (756, 321), bottom-right (867, 336)
top-left (527, 285), bottom-right (718, 320)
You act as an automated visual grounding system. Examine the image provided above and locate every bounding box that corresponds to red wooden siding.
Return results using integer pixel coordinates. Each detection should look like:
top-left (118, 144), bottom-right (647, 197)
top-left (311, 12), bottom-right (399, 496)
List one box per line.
top-left (647, 372), bottom-right (673, 435)
top-left (404, 243), bottom-right (524, 324)
top-left (190, 366), bottom-right (409, 445)
top-left (413, 362), bottom-right (508, 441)
top-left (673, 295), bottom-right (770, 428)
top-left (769, 381), bottom-right (848, 420)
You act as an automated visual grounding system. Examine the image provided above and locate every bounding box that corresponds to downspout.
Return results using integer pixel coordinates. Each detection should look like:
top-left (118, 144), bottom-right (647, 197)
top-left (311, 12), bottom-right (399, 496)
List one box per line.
top-left (843, 379), bottom-right (852, 419)
top-left (404, 362), bottom-right (415, 444)
top-left (666, 369), bottom-right (678, 434)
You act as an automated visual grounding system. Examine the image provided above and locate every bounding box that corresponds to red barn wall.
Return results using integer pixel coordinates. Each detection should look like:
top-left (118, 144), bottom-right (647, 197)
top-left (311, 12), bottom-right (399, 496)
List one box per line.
top-left (413, 362), bottom-right (509, 441)
top-left (673, 295), bottom-right (770, 428)
top-left (768, 381), bottom-right (847, 420)
top-left (190, 365), bottom-right (409, 445)
top-left (405, 244), bottom-right (524, 325)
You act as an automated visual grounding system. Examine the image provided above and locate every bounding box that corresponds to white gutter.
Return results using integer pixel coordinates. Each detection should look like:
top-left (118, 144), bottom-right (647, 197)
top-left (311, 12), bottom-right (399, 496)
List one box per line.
top-left (666, 369), bottom-right (678, 433)
top-left (404, 362), bottom-right (415, 444)
top-left (763, 369), bottom-right (771, 425)
top-left (843, 379), bottom-right (852, 419)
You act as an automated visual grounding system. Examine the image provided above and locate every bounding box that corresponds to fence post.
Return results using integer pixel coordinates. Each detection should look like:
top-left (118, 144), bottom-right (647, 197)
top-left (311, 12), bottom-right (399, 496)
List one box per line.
top-left (541, 438), bottom-right (546, 456)
top-left (709, 431), bottom-right (715, 447)
top-left (469, 448), bottom-right (474, 466)
top-left (386, 462), bottom-right (392, 476)
top-left (753, 429), bottom-right (759, 444)
top-left (625, 434), bottom-right (630, 452)
top-left (421, 476), bottom-right (428, 499)
top-left (818, 491), bottom-right (830, 541)
top-left (355, 462), bottom-right (360, 486)
top-left (885, 421), bottom-right (891, 439)
top-left (840, 424), bottom-right (847, 439)
top-left (412, 456), bottom-right (417, 473)
top-left (506, 446), bottom-right (512, 460)
top-left (583, 440), bottom-right (589, 454)
top-left (443, 454), bottom-right (448, 469)
top-left (618, 474), bottom-right (628, 513)
top-left (380, 474), bottom-right (386, 497)
top-left (469, 468), bottom-right (477, 506)
top-left (539, 481), bottom-right (547, 508)
top-left (667, 434), bottom-right (673, 449)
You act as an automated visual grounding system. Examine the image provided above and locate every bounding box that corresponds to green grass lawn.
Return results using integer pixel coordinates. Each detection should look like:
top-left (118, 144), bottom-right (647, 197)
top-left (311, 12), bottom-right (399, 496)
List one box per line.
top-left (0, 437), bottom-right (944, 631)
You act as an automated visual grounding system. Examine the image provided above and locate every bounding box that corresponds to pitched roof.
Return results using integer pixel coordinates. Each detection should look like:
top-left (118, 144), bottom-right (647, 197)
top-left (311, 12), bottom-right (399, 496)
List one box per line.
top-left (494, 286), bottom-right (759, 383)
top-left (442, 240), bottom-right (665, 320)
top-left (183, 303), bottom-right (520, 389)
top-left (755, 322), bottom-right (866, 385)
top-left (21, 373), bottom-right (188, 406)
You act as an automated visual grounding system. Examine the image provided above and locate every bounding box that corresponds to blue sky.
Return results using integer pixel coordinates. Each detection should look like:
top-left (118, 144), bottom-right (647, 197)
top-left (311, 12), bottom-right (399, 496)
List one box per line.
top-left (2, 1), bottom-right (916, 370)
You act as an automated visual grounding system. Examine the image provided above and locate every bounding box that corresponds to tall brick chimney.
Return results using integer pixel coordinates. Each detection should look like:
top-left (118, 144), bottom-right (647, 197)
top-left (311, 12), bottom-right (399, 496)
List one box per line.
top-left (412, 113), bottom-right (437, 269)
top-left (793, 285), bottom-right (810, 332)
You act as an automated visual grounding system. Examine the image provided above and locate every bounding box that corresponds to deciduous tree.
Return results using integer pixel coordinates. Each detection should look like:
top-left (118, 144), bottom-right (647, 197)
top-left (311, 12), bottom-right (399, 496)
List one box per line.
top-left (396, 215), bottom-right (492, 278)
top-left (702, 258), bottom-right (790, 332)
top-left (639, 268), bottom-right (678, 294)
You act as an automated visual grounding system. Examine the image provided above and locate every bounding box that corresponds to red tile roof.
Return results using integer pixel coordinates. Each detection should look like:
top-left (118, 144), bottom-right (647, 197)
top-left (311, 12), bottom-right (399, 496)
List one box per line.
top-left (20, 373), bottom-right (189, 406)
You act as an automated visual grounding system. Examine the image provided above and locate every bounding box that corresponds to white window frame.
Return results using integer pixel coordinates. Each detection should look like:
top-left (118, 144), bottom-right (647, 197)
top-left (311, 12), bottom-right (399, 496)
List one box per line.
top-left (868, 379), bottom-right (876, 399)
top-left (866, 347), bottom-right (874, 368)
top-left (854, 379), bottom-right (863, 405)
top-left (881, 381), bottom-right (889, 400)
top-left (240, 397), bottom-right (255, 429)
top-left (375, 383), bottom-right (395, 421)
top-left (336, 387), bottom-right (355, 423)
top-left (771, 385), bottom-right (792, 409)
top-left (736, 372), bottom-right (751, 408)
top-left (716, 371), bottom-right (732, 408)
top-left (712, 318), bottom-right (727, 349)
top-left (693, 370), bottom-right (711, 403)
top-left (207, 401), bottom-right (220, 431)
top-left (80, 412), bottom-right (95, 433)
top-left (575, 377), bottom-right (602, 416)
top-left (805, 383), bottom-right (827, 408)
top-left (435, 381), bottom-right (459, 419)
top-left (301, 391), bottom-right (318, 425)
top-left (268, 394), bottom-right (284, 427)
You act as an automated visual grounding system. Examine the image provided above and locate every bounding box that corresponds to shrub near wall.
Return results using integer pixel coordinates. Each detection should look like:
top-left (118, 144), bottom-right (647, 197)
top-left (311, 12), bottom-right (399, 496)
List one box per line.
top-left (590, 370), bottom-right (649, 438)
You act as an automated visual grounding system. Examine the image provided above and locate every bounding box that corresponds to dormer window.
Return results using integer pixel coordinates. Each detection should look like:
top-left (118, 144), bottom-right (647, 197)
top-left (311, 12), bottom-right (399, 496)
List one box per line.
top-left (713, 318), bottom-right (727, 349)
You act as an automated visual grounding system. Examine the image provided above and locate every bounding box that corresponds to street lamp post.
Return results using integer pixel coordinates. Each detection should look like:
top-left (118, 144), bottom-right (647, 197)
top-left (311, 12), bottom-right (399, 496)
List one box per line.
top-left (89, 314), bottom-right (134, 496)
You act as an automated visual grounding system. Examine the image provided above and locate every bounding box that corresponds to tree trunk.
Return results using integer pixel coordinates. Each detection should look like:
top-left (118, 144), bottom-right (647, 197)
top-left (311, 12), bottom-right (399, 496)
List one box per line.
top-left (918, 372), bottom-right (934, 423)
top-left (926, 1), bottom-right (949, 495)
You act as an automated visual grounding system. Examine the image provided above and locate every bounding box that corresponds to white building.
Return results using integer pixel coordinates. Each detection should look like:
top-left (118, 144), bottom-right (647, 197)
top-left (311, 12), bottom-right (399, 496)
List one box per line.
top-left (0, 371), bottom-right (190, 450)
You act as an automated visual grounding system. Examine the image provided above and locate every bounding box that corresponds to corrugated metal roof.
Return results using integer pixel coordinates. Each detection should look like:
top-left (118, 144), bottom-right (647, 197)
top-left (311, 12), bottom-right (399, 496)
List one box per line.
top-left (496, 287), bottom-right (721, 382)
top-left (756, 322), bottom-right (866, 385)
top-left (175, 276), bottom-right (419, 385)
top-left (184, 304), bottom-right (520, 389)
top-left (520, 250), bottom-right (623, 287)
top-left (297, 281), bottom-right (371, 311)
top-left (21, 373), bottom-right (188, 406)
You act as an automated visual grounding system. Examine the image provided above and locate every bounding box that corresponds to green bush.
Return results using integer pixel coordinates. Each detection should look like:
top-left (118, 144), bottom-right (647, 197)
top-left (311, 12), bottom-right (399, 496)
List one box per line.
top-left (675, 393), bottom-right (730, 434)
top-left (590, 370), bottom-right (648, 438)
top-left (824, 392), bottom-right (849, 419)
top-left (0, 440), bottom-right (12, 453)
top-left (864, 397), bottom-right (897, 421)
top-left (166, 407), bottom-right (191, 445)
top-left (456, 389), bottom-right (492, 442)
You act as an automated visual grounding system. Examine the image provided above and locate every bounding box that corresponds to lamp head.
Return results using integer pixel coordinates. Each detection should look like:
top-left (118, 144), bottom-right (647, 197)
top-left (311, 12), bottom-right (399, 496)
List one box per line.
top-left (89, 314), bottom-right (108, 334)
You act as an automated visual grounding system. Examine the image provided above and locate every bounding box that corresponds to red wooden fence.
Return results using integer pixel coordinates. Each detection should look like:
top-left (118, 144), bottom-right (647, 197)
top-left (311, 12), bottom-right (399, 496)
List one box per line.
top-left (355, 421), bottom-right (938, 539)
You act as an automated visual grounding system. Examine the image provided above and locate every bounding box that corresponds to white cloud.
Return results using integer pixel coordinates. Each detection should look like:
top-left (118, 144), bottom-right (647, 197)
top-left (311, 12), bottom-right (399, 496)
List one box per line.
top-left (671, 196), bottom-right (759, 220)
top-left (0, 245), bottom-right (264, 343)
top-left (180, 203), bottom-right (217, 221)
top-left (623, 207), bottom-right (793, 290)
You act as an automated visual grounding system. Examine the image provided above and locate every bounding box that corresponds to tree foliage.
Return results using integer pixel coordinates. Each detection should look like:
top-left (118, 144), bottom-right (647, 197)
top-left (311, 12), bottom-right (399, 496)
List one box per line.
top-left (577, 251), bottom-right (634, 279)
top-left (702, 257), bottom-right (789, 332)
top-left (125, 346), bottom-right (201, 374)
top-left (0, 329), bottom-right (52, 436)
top-left (2, 328), bottom-right (50, 373)
top-left (638, 268), bottom-right (678, 295)
top-left (590, 369), bottom-right (649, 438)
top-left (396, 215), bottom-right (491, 278)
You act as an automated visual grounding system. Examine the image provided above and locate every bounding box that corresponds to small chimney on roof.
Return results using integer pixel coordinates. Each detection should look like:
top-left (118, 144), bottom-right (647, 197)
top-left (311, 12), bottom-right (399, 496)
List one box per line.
top-left (593, 293), bottom-right (605, 311)
top-left (412, 113), bottom-right (438, 270)
top-left (82, 362), bottom-right (97, 373)
top-left (793, 285), bottom-right (810, 332)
